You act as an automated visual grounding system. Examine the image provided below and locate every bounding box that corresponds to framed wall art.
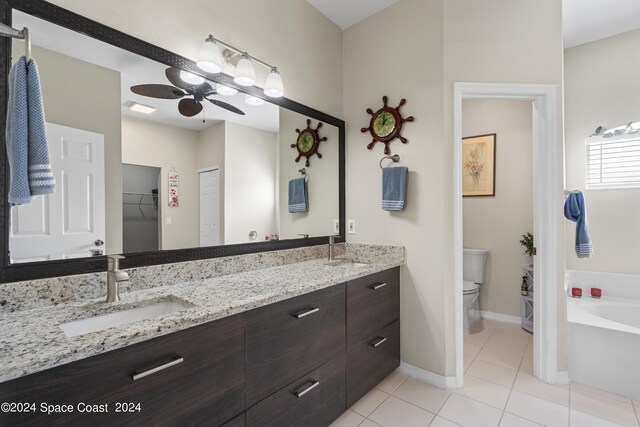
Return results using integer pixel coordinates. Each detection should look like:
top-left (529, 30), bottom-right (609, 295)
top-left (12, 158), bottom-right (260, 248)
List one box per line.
top-left (462, 133), bottom-right (496, 197)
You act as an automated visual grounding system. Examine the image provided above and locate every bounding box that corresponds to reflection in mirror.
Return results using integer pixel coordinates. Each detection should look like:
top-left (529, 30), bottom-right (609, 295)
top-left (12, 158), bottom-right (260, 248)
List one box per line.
top-left (8, 10), bottom-right (339, 263)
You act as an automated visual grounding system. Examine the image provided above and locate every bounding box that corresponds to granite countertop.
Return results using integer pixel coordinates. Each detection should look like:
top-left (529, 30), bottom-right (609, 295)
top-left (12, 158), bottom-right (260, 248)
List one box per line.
top-left (0, 255), bottom-right (402, 383)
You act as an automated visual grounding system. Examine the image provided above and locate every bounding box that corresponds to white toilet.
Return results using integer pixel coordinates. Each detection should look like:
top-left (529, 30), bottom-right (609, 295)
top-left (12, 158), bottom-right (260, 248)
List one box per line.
top-left (463, 247), bottom-right (490, 335)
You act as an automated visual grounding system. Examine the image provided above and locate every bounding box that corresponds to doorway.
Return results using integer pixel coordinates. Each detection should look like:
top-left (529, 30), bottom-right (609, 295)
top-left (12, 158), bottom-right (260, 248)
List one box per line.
top-left (453, 83), bottom-right (562, 387)
top-left (199, 167), bottom-right (221, 247)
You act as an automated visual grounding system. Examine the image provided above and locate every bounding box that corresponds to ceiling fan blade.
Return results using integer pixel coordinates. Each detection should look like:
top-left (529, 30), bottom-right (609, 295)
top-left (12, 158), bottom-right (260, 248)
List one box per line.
top-left (178, 99), bottom-right (203, 117)
top-left (206, 98), bottom-right (246, 115)
top-left (130, 84), bottom-right (185, 99)
top-left (165, 67), bottom-right (192, 92)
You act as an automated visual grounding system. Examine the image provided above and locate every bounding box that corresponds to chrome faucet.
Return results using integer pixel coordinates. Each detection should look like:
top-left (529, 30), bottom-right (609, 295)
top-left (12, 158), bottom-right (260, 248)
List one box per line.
top-left (328, 236), bottom-right (336, 261)
top-left (106, 255), bottom-right (129, 303)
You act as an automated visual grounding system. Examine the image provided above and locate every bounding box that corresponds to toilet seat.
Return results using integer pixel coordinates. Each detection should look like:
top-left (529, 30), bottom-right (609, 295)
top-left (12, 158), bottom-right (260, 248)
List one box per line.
top-left (463, 280), bottom-right (479, 295)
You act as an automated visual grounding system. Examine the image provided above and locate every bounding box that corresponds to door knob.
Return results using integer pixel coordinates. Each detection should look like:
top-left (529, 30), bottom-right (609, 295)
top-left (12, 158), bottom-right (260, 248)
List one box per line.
top-left (94, 239), bottom-right (104, 247)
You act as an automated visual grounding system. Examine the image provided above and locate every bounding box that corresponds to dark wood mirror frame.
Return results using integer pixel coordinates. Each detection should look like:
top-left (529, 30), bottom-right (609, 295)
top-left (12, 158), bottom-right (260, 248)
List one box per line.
top-left (0, 0), bottom-right (345, 283)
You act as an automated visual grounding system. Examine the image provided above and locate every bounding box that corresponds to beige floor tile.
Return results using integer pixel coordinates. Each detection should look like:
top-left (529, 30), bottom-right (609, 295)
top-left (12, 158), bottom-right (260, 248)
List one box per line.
top-left (430, 416), bottom-right (462, 426)
top-left (463, 354), bottom-right (475, 372)
top-left (633, 399), bottom-right (640, 407)
top-left (467, 359), bottom-right (518, 388)
top-left (351, 388), bottom-right (389, 417)
top-left (456, 374), bottom-right (512, 409)
top-left (570, 409), bottom-right (629, 427)
top-left (360, 420), bottom-right (383, 427)
top-left (476, 347), bottom-right (524, 370)
top-left (519, 357), bottom-right (533, 375)
top-left (392, 377), bottom-right (451, 414)
top-left (464, 342), bottom-right (482, 359)
top-left (368, 396), bottom-right (435, 427)
top-left (439, 393), bottom-right (503, 427)
top-left (465, 329), bottom-right (494, 346)
top-left (571, 383), bottom-right (632, 404)
top-left (479, 318), bottom-right (500, 331)
top-left (524, 338), bottom-right (534, 359)
top-left (494, 322), bottom-right (530, 336)
top-left (329, 410), bottom-right (365, 427)
top-left (513, 372), bottom-right (569, 406)
top-left (499, 412), bottom-right (543, 426)
top-left (484, 333), bottom-right (529, 356)
top-left (571, 384), bottom-right (638, 426)
top-left (505, 390), bottom-right (569, 427)
top-left (375, 370), bottom-right (409, 394)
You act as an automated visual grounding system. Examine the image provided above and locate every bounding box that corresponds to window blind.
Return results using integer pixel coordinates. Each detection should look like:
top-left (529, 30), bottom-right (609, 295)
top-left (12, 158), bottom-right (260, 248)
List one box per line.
top-left (586, 136), bottom-right (640, 189)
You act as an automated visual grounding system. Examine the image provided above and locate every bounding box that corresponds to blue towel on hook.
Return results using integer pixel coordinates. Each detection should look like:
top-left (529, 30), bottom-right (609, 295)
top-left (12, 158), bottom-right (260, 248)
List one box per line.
top-left (382, 167), bottom-right (408, 212)
top-left (288, 178), bottom-right (308, 213)
top-left (5, 57), bottom-right (55, 205)
top-left (564, 191), bottom-right (593, 258)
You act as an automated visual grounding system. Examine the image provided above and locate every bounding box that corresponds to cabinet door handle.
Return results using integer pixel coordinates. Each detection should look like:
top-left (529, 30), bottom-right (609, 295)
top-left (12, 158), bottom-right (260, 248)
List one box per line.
top-left (293, 380), bottom-right (320, 398)
top-left (370, 282), bottom-right (387, 290)
top-left (292, 307), bottom-right (320, 318)
top-left (131, 356), bottom-right (184, 381)
top-left (370, 337), bottom-right (388, 348)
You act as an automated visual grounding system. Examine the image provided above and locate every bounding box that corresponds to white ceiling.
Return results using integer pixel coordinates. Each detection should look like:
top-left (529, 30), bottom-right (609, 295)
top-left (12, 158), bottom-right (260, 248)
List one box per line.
top-left (564, 0), bottom-right (640, 48)
top-left (305, 0), bottom-right (400, 29)
top-left (12, 10), bottom-right (279, 133)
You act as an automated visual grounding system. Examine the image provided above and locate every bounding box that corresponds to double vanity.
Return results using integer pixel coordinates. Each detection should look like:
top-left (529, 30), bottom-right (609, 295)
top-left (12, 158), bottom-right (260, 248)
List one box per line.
top-left (0, 244), bottom-right (403, 426)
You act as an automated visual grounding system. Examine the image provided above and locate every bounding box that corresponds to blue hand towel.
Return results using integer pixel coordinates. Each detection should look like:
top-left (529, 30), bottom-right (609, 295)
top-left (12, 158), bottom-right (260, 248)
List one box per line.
top-left (288, 178), bottom-right (308, 213)
top-left (5, 57), bottom-right (54, 205)
top-left (382, 167), bottom-right (408, 212)
top-left (564, 191), bottom-right (593, 258)
top-left (26, 58), bottom-right (55, 197)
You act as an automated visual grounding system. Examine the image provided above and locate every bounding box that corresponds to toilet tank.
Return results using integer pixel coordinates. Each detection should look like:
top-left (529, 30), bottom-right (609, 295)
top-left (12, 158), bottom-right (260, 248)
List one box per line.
top-left (463, 248), bottom-right (490, 284)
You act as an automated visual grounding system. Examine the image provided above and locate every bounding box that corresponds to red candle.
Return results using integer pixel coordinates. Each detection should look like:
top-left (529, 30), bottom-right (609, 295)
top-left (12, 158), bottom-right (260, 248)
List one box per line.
top-left (591, 288), bottom-right (602, 298)
top-left (571, 287), bottom-right (582, 298)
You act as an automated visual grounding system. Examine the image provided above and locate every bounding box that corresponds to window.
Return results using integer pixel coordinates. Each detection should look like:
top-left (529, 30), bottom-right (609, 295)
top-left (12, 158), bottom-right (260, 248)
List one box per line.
top-left (587, 131), bottom-right (640, 189)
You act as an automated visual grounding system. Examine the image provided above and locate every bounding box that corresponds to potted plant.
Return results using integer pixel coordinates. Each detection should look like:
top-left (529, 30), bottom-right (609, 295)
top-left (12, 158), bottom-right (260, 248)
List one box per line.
top-left (520, 232), bottom-right (534, 267)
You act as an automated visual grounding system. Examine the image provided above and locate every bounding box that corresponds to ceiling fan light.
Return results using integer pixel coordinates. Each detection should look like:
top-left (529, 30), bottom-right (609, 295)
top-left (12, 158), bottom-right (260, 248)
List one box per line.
top-left (196, 37), bottom-right (222, 73)
top-left (234, 54), bottom-right (256, 87)
top-left (179, 70), bottom-right (205, 85)
top-left (264, 68), bottom-right (284, 98)
top-left (216, 84), bottom-right (238, 96)
top-left (245, 94), bottom-right (264, 106)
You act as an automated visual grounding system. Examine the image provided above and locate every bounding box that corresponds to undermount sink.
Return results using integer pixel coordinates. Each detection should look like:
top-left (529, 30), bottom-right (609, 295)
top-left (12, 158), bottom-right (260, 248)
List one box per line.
top-left (325, 259), bottom-right (369, 269)
top-left (59, 298), bottom-right (191, 338)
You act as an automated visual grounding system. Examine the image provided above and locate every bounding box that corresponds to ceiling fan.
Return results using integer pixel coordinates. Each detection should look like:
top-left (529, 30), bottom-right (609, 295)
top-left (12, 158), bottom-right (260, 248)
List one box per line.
top-left (130, 67), bottom-right (245, 117)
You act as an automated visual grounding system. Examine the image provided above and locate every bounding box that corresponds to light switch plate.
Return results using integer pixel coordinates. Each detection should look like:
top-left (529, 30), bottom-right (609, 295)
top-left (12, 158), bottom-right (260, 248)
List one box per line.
top-left (347, 219), bottom-right (356, 234)
top-left (333, 219), bottom-right (339, 234)
top-left (166, 217), bottom-right (172, 225)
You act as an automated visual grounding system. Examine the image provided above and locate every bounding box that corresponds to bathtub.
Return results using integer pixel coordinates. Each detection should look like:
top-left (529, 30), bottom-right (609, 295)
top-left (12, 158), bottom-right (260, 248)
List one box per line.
top-left (567, 295), bottom-right (640, 399)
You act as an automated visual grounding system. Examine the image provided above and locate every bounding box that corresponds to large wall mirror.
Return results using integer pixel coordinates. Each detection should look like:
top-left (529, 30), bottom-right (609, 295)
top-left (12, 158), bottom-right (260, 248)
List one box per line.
top-left (0, 0), bottom-right (345, 282)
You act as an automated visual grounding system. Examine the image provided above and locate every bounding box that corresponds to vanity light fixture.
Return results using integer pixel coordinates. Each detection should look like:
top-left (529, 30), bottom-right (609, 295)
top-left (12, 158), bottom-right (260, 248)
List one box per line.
top-left (179, 70), bottom-right (205, 85)
top-left (195, 34), bottom-right (284, 97)
top-left (129, 102), bottom-right (156, 114)
top-left (245, 94), bottom-right (264, 106)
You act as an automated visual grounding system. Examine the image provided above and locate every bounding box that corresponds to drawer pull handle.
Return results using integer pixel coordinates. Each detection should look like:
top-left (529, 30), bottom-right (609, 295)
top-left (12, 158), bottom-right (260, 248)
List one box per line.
top-left (371, 337), bottom-right (388, 348)
top-left (131, 356), bottom-right (184, 381)
top-left (292, 307), bottom-right (320, 318)
top-left (293, 380), bottom-right (320, 398)
top-left (370, 282), bottom-right (387, 290)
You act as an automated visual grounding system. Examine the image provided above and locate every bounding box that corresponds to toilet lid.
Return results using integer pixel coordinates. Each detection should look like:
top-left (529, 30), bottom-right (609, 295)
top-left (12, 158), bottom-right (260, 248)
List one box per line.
top-left (463, 280), bottom-right (479, 294)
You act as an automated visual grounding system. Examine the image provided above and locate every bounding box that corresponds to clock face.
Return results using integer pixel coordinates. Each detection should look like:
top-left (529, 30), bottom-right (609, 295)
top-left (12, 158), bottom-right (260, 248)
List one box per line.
top-left (297, 130), bottom-right (315, 153)
top-left (372, 111), bottom-right (397, 138)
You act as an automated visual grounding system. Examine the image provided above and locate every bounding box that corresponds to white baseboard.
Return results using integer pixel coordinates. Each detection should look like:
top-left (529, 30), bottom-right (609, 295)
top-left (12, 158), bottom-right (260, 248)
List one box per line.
top-left (480, 310), bottom-right (521, 325)
top-left (398, 362), bottom-right (458, 389)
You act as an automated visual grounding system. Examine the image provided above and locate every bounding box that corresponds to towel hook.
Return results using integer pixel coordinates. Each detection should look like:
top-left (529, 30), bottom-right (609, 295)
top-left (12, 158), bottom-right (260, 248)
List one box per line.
top-left (379, 154), bottom-right (400, 169)
top-left (299, 167), bottom-right (309, 183)
top-left (0, 23), bottom-right (31, 63)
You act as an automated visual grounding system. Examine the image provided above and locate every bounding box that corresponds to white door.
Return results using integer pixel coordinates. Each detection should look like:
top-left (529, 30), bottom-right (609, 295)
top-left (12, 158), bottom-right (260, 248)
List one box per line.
top-left (9, 123), bottom-right (105, 262)
top-left (199, 168), bottom-right (220, 246)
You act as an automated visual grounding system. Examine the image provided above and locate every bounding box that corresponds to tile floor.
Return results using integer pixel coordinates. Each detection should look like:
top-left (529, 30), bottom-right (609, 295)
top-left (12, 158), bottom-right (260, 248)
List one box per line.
top-left (331, 319), bottom-right (640, 427)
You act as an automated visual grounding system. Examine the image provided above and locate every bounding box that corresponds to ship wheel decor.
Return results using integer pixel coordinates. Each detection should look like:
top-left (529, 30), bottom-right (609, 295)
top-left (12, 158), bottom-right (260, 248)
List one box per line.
top-left (292, 119), bottom-right (327, 166)
top-left (361, 96), bottom-right (414, 155)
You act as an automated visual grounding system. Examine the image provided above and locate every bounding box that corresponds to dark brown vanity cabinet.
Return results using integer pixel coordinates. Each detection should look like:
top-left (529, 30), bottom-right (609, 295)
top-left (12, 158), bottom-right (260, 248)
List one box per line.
top-left (0, 267), bottom-right (400, 427)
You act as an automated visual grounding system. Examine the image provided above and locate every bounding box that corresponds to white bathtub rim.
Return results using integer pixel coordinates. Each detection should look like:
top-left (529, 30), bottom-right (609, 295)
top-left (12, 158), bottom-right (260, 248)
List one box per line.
top-left (567, 296), bottom-right (640, 335)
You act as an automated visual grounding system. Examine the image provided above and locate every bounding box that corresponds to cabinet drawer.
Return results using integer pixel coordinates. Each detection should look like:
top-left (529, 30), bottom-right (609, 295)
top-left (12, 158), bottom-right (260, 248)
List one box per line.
top-left (0, 315), bottom-right (245, 427)
top-left (246, 354), bottom-right (345, 427)
top-left (245, 284), bottom-right (345, 407)
top-left (221, 413), bottom-right (245, 427)
top-left (346, 320), bottom-right (400, 407)
top-left (347, 267), bottom-right (399, 347)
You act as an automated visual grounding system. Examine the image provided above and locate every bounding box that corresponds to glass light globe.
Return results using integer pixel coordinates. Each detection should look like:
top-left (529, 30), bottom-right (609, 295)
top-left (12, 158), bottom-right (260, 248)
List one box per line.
top-left (234, 54), bottom-right (256, 87)
top-left (264, 68), bottom-right (284, 98)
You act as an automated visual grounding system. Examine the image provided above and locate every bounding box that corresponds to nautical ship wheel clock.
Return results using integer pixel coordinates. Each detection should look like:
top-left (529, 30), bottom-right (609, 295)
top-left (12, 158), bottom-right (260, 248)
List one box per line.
top-left (361, 96), bottom-right (414, 155)
top-left (292, 119), bottom-right (327, 166)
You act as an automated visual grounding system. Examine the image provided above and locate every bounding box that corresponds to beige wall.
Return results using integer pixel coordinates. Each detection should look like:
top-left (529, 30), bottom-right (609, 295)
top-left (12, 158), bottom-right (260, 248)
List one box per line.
top-left (463, 100), bottom-right (533, 317)
top-left (122, 117), bottom-right (199, 250)
top-left (46, 0), bottom-right (343, 116)
top-left (278, 109), bottom-right (340, 239)
top-left (224, 122), bottom-right (278, 244)
top-left (198, 122), bottom-right (226, 244)
top-left (564, 29), bottom-right (640, 274)
top-left (16, 42), bottom-right (123, 254)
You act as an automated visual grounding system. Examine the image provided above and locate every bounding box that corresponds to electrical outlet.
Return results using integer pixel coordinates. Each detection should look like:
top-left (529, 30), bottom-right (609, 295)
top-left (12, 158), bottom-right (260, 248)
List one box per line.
top-left (166, 217), bottom-right (172, 225)
top-left (333, 219), bottom-right (339, 234)
top-left (347, 219), bottom-right (356, 234)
